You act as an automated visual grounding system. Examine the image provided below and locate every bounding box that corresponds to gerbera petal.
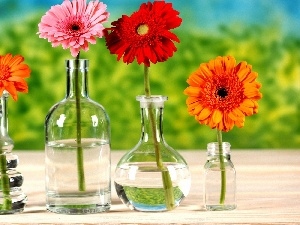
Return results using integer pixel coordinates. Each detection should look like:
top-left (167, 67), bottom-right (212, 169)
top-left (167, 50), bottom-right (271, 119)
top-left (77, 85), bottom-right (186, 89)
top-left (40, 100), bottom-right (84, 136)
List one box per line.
top-left (183, 86), bottom-right (201, 97)
top-left (222, 114), bottom-right (235, 132)
top-left (200, 64), bottom-right (213, 79)
top-left (235, 116), bottom-right (245, 128)
top-left (5, 83), bottom-right (18, 101)
top-left (214, 56), bottom-right (224, 75)
top-left (243, 71), bottom-right (258, 83)
top-left (232, 108), bottom-right (245, 118)
top-left (198, 107), bottom-right (211, 121)
top-left (1, 54), bottom-right (13, 65)
top-left (186, 72), bottom-right (204, 86)
top-left (223, 56), bottom-right (236, 75)
top-left (192, 104), bottom-right (204, 115)
top-left (212, 109), bottom-right (222, 124)
top-left (186, 97), bottom-right (201, 108)
top-left (239, 105), bottom-right (253, 116)
top-left (244, 83), bottom-right (262, 98)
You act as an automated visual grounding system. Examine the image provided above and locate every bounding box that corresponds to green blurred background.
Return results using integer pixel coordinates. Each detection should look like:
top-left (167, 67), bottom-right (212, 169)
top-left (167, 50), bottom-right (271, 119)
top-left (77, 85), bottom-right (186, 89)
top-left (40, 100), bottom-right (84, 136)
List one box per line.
top-left (0, 0), bottom-right (299, 150)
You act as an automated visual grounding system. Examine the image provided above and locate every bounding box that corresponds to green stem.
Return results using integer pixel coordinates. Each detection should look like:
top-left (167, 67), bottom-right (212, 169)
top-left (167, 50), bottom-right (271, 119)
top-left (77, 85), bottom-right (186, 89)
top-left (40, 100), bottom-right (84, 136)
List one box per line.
top-left (144, 65), bottom-right (175, 210)
top-left (0, 151), bottom-right (12, 210)
top-left (144, 66), bottom-right (151, 97)
top-left (75, 53), bottom-right (85, 191)
top-left (217, 129), bottom-right (226, 204)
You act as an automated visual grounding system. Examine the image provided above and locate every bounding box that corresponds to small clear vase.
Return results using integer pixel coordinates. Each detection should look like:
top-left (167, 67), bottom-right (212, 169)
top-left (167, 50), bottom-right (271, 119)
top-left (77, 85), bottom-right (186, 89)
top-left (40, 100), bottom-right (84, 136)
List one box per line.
top-left (45, 59), bottom-right (111, 214)
top-left (0, 92), bottom-right (27, 214)
top-left (115, 95), bottom-right (191, 212)
top-left (204, 142), bottom-right (236, 211)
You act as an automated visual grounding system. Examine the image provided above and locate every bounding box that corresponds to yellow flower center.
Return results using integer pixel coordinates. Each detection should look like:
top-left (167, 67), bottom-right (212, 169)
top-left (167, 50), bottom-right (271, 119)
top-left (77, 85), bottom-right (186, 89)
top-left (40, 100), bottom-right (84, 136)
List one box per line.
top-left (137, 24), bottom-right (149, 36)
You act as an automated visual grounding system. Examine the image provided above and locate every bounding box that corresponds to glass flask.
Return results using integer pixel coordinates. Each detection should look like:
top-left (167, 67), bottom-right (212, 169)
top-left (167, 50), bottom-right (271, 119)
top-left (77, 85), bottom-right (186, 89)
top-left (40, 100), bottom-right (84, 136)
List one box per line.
top-left (115, 95), bottom-right (191, 212)
top-left (45, 59), bottom-right (111, 214)
top-left (204, 142), bottom-right (236, 210)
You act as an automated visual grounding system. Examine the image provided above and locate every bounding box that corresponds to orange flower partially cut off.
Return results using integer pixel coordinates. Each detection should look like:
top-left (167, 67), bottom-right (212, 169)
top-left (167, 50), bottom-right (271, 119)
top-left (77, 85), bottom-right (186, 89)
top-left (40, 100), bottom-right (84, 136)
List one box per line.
top-left (184, 56), bottom-right (262, 132)
top-left (0, 54), bottom-right (30, 101)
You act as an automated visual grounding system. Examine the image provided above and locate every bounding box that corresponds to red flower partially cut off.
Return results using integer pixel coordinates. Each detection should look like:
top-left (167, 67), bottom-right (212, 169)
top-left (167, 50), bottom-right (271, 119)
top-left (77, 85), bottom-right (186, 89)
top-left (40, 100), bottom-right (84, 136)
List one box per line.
top-left (184, 56), bottom-right (262, 132)
top-left (0, 54), bottom-right (30, 101)
top-left (105, 1), bottom-right (182, 67)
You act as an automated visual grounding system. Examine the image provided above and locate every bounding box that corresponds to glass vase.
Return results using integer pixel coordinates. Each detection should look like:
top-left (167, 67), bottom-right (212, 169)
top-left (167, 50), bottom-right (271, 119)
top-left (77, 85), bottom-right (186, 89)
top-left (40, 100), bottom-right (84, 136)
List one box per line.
top-left (115, 95), bottom-right (191, 212)
top-left (0, 92), bottom-right (27, 214)
top-left (45, 59), bottom-right (111, 214)
top-left (204, 142), bottom-right (236, 211)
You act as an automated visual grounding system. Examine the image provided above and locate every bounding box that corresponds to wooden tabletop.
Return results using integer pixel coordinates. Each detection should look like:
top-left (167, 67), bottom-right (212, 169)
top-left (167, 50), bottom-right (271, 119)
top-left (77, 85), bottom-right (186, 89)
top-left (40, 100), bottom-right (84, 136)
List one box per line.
top-left (1, 150), bottom-right (300, 224)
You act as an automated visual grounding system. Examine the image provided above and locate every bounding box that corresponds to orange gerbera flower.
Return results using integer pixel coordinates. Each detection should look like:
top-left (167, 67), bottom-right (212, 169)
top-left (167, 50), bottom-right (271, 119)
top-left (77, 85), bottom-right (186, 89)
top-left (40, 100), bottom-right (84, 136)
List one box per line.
top-left (0, 54), bottom-right (30, 101)
top-left (184, 56), bottom-right (262, 132)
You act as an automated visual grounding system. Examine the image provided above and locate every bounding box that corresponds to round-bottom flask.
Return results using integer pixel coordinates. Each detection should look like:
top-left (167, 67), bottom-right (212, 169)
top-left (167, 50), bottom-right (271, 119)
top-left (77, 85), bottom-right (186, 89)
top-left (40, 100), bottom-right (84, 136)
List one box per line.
top-left (115, 95), bottom-right (191, 212)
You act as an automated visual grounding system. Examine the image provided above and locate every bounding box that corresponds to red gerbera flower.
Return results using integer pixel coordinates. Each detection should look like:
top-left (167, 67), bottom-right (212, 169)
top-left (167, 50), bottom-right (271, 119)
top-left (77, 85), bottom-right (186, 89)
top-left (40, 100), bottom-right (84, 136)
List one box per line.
top-left (0, 54), bottom-right (30, 101)
top-left (105, 1), bottom-right (182, 67)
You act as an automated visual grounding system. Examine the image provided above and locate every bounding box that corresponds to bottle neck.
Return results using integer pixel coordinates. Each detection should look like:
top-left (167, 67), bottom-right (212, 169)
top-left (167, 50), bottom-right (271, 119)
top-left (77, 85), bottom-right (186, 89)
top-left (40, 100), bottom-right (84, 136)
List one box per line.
top-left (137, 95), bottom-right (167, 143)
top-left (207, 142), bottom-right (231, 159)
top-left (0, 92), bottom-right (13, 152)
top-left (65, 59), bottom-right (89, 99)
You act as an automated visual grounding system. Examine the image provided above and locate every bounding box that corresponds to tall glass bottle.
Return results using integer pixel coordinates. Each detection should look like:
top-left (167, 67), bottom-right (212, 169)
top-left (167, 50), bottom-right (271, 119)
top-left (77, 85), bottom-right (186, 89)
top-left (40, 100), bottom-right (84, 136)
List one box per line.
top-left (204, 142), bottom-right (236, 211)
top-left (115, 95), bottom-right (191, 212)
top-left (0, 92), bottom-right (27, 214)
top-left (45, 59), bottom-right (111, 214)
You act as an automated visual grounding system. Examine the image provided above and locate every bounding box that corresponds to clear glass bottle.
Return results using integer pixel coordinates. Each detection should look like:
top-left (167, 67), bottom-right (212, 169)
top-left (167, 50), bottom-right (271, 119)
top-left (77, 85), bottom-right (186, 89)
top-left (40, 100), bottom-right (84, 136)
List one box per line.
top-left (115, 95), bottom-right (191, 212)
top-left (45, 59), bottom-right (111, 214)
top-left (0, 92), bottom-right (27, 214)
top-left (204, 142), bottom-right (236, 211)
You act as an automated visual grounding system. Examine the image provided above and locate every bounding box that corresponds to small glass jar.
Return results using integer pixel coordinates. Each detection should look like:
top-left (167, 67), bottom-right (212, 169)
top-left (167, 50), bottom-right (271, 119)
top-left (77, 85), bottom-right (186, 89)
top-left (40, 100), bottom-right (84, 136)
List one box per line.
top-left (204, 142), bottom-right (236, 211)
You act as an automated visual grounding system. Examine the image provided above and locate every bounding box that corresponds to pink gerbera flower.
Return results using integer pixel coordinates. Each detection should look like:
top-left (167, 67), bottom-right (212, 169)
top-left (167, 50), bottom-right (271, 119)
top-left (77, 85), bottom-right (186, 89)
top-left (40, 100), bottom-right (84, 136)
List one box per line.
top-left (38, 0), bottom-right (109, 57)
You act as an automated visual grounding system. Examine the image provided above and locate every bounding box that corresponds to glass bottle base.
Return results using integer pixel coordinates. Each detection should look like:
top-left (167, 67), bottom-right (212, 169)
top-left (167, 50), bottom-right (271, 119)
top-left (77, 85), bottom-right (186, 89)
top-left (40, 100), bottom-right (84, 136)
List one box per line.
top-left (115, 182), bottom-right (187, 212)
top-left (46, 204), bottom-right (110, 214)
top-left (46, 191), bottom-right (111, 214)
top-left (205, 204), bottom-right (236, 211)
top-left (0, 194), bottom-right (27, 214)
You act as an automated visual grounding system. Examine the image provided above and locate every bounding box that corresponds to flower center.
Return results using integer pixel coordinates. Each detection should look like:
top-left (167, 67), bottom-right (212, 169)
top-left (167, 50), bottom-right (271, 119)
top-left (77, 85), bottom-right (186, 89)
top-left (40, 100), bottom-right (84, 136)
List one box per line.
top-left (71, 24), bottom-right (80, 31)
top-left (61, 17), bottom-right (85, 36)
top-left (0, 65), bottom-right (11, 80)
top-left (137, 24), bottom-right (149, 36)
top-left (216, 87), bottom-right (228, 98)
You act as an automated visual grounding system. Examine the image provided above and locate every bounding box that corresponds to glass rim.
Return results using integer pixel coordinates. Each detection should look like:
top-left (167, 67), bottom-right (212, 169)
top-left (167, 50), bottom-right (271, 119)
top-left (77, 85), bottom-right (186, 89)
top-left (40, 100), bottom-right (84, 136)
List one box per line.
top-left (65, 59), bottom-right (89, 69)
top-left (136, 95), bottom-right (168, 102)
top-left (207, 142), bottom-right (231, 155)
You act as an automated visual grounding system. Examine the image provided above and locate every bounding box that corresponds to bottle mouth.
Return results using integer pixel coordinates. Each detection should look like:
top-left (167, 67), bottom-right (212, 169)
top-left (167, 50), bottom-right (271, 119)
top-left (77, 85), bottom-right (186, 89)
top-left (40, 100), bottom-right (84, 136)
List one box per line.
top-left (136, 95), bottom-right (168, 108)
top-left (207, 142), bottom-right (231, 156)
top-left (65, 59), bottom-right (89, 70)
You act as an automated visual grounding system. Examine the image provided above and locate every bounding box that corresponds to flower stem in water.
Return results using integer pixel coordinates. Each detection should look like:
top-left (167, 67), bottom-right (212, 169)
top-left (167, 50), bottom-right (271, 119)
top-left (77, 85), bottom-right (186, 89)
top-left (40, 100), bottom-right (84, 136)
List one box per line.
top-left (144, 65), bottom-right (175, 210)
top-left (217, 129), bottom-right (226, 204)
top-left (75, 53), bottom-right (85, 191)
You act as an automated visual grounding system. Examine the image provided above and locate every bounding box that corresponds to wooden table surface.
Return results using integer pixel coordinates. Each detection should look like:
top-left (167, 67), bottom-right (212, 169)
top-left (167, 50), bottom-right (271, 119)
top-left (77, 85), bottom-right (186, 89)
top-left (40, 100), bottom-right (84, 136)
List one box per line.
top-left (1, 150), bottom-right (300, 224)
